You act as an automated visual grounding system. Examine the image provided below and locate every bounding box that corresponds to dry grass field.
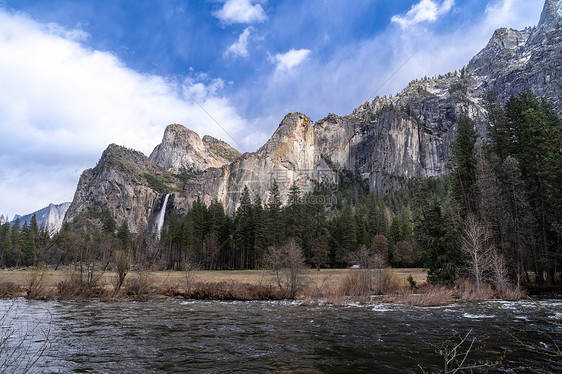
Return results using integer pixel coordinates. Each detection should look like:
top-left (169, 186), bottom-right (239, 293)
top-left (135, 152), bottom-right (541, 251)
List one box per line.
top-left (0, 267), bottom-right (428, 300)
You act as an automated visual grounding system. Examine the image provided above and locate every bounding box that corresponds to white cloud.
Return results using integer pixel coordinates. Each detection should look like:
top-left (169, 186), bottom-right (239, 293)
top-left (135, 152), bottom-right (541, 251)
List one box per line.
top-left (225, 26), bottom-right (253, 57)
top-left (214, 0), bottom-right (267, 25)
top-left (482, 0), bottom-right (543, 31)
top-left (270, 49), bottom-right (311, 71)
top-left (46, 21), bottom-right (89, 41)
top-left (391, 0), bottom-right (454, 28)
top-left (238, 0), bottom-right (542, 130)
top-left (0, 9), bottom-right (249, 218)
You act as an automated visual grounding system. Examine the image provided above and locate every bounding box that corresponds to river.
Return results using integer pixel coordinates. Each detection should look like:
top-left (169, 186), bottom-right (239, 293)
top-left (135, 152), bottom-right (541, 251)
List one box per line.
top-left (1, 298), bottom-right (560, 373)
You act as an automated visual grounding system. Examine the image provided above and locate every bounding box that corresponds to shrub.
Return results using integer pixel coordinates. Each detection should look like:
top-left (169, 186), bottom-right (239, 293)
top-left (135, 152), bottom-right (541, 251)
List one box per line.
top-left (124, 273), bottom-right (153, 300)
top-left (407, 274), bottom-right (417, 289)
top-left (185, 281), bottom-right (283, 301)
top-left (56, 273), bottom-right (105, 300)
top-left (406, 283), bottom-right (453, 306)
top-left (0, 282), bottom-right (20, 298)
top-left (26, 270), bottom-right (50, 300)
top-left (455, 278), bottom-right (494, 302)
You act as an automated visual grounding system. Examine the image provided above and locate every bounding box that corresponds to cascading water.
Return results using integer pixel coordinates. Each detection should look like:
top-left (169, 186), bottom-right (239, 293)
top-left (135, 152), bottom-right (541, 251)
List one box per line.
top-left (155, 194), bottom-right (170, 239)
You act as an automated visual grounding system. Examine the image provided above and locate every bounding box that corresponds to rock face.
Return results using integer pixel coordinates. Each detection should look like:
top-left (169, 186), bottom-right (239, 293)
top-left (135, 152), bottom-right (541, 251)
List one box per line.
top-left (149, 124), bottom-right (240, 173)
top-left (65, 144), bottom-right (183, 233)
top-left (64, 0), bottom-right (561, 232)
top-left (11, 202), bottom-right (71, 235)
top-left (178, 113), bottom-right (331, 214)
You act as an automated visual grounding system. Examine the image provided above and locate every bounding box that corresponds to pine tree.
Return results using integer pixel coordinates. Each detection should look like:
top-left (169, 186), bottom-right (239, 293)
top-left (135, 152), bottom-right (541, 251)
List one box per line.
top-left (367, 195), bottom-right (388, 237)
top-left (501, 92), bottom-right (562, 284)
top-left (0, 223), bottom-right (13, 267)
top-left (415, 204), bottom-right (460, 284)
top-left (450, 115), bottom-right (478, 214)
top-left (21, 221), bottom-right (36, 266)
top-left (117, 221), bottom-right (134, 250)
top-left (285, 182), bottom-right (302, 240)
top-left (339, 205), bottom-right (357, 264)
top-left (266, 180), bottom-right (283, 248)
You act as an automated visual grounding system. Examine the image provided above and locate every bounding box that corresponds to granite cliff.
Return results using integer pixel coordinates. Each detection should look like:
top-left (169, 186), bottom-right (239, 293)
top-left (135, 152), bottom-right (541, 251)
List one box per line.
top-left (11, 202), bottom-right (71, 235)
top-left (64, 0), bottom-right (561, 233)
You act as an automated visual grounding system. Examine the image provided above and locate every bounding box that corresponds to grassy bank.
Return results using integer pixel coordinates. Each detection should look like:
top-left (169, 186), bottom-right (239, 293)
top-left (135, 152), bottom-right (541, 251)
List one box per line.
top-left (0, 267), bottom-right (525, 305)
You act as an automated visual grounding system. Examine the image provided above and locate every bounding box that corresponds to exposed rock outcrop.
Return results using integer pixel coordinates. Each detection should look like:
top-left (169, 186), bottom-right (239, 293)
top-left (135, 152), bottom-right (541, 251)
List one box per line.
top-left (65, 144), bottom-right (183, 233)
top-left (11, 202), bottom-right (71, 235)
top-left (64, 0), bottom-right (561, 232)
top-left (149, 124), bottom-right (240, 173)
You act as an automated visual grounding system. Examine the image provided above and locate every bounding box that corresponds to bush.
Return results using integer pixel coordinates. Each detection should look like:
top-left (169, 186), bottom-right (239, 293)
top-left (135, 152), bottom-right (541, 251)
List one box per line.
top-left (56, 274), bottom-right (105, 300)
top-left (340, 270), bottom-right (371, 298)
top-left (455, 278), bottom-right (494, 302)
top-left (0, 282), bottom-right (20, 298)
top-left (124, 273), bottom-right (153, 300)
top-left (406, 283), bottom-right (453, 306)
top-left (26, 270), bottom-right (51, 300)
top-left (185, 281), bottom-right (283, 301)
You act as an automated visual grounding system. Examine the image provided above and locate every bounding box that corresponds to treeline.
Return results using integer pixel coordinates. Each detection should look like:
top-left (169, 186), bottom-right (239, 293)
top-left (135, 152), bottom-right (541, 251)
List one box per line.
top-left (0, 215), bottom-right (49, 267)
top-left (0, 91), bottom-right (559, 289)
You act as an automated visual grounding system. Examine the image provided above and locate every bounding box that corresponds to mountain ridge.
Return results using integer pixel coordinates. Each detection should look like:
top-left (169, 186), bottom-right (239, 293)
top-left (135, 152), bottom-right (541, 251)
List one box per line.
top-left (11, 202), bottom-right (71, 235)
top-left (63, 0), bottom-right (561, 233)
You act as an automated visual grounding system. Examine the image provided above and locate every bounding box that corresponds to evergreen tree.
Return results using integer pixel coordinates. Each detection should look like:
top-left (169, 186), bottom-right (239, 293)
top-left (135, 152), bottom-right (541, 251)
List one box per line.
top-left (450, 115), bottom-right (478, 214)
top-left (0, 223), bottom-right (13, 267)
top-left (102, 210), bottom-right (117, 234)
top-left (367, 195), bottom-right (388, 237)
top-left (500, 92), bottom-right (562, 284)
top-left (339, 205), bottom-right (357, 264)
top-left (117, 221), bottom-right (134, 250)
top-left (234, 186), bottom-right (255, 269)
top-left (285, 182), bottom-right (302, 240)
top-left (389, 215), bottom-right (403, 247)
top-left (355, 207), bottom-right (370, 246)
top-left (266, 180), bottom-right (283, 248)
top-left (415, 204), bottom-right (460, 284)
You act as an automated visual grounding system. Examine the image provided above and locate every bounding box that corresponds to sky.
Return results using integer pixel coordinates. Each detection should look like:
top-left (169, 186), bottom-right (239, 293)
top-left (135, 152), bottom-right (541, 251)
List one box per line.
top-left (0, 0), bottom-right (545, 219)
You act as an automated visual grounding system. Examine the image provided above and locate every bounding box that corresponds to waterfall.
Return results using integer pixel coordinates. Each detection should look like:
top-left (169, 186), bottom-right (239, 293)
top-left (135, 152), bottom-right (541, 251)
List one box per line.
top-left (155, 194), bottom-right (170, 239)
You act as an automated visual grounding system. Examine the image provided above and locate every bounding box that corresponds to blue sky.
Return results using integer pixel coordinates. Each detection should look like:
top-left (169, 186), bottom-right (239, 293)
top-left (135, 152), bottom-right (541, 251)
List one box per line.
top-left (0, 0), bottom-right (545, 219)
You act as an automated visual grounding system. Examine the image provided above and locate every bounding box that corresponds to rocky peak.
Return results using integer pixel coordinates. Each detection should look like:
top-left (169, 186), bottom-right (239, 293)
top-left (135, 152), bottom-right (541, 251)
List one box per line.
top-left (11, 202), bottom-right (71, 235)
top-left (467, 27), bottom-right (532, 76)
top-left (149, 124), bottom-right (230, 173)
top-left (65, 0), bottom-right (560, 232)
top-left (529, 0), bottom-right (562, 45)
top-left (257, 113), bottom-right (316, 171)
top-left (202, 135), bottom-right (241, 163)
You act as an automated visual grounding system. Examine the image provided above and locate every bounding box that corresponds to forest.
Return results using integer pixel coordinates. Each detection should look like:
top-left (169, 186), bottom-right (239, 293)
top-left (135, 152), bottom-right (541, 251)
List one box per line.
top-left (1, 91), bottom-right (560, 291)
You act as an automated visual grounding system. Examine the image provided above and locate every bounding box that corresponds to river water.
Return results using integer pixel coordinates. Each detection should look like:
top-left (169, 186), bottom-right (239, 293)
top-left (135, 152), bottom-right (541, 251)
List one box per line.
top-left (1, 298), bottom-right (560, 373)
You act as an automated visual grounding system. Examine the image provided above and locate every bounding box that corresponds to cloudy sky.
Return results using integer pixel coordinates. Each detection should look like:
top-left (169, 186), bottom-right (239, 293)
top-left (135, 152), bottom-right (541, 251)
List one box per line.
top-left (0, 0), bottom-right (545, 219)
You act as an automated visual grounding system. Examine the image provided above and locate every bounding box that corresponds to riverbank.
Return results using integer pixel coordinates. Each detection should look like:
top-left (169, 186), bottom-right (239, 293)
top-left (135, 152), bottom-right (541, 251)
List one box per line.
top-left (0, 267), bottom-right (528, 305)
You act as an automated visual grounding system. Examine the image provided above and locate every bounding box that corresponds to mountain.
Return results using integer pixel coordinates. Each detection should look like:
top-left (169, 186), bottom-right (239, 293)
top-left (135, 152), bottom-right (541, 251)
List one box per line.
top-left (11, 202), bottom-right (71, 235)
top-left (148, 124), bottom-right (240, 173)
top-left (64, 0), bottom-right (561, 233)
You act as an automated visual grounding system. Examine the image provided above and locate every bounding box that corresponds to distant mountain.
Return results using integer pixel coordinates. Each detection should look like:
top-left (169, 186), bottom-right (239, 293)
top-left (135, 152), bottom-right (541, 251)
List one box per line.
top-left (11, 202), bottom-right (71, 235)
top-left (64, 0), bottom-right (561, 233)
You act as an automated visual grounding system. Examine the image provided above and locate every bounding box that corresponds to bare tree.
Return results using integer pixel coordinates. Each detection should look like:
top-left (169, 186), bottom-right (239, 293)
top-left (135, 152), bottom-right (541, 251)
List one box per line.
top-left (0, 301), bottom-right (51, 373)
top-left (460, 214), bottom-right (492, 291)
top-left (113, 249), bottom-right (131, 296)
top-left (347, 244), bottom-right (387, 294)
top-left (420, 329), bottom-right (503, 373)
top-left (267, 238), bottom-right (307, 299)
top-left (490, 250), bottom-right (510, 293)
top-left (183, 251), bottom-right (199, 295)
top-left (349, 245), bottom-right (374, 291)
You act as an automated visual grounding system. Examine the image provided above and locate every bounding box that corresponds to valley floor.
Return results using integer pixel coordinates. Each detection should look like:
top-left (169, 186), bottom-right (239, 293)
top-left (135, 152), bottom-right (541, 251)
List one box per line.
top-left (0, 267), bottom-right (528, 305)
